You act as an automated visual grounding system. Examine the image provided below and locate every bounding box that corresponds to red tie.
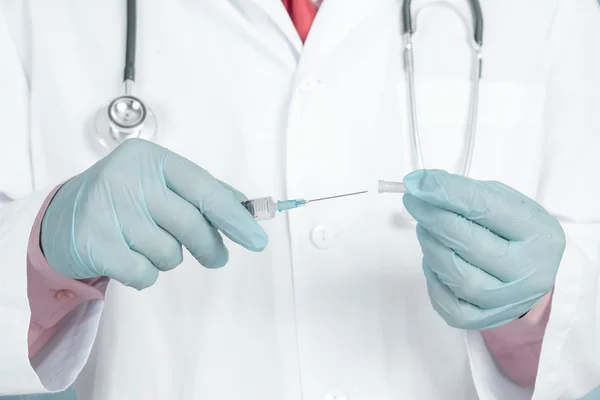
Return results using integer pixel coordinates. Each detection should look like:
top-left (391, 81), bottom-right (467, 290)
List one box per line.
top-left (282, 0), bottom-right (318, 42)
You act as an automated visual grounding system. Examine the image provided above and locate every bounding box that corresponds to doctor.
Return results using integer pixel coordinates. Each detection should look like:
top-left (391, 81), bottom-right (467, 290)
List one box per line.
top-left (0, 0), bottom-right (599, 399)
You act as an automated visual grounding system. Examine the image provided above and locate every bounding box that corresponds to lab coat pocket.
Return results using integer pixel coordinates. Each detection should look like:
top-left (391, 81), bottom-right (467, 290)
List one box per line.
top-left (397, 78), bottom-right (547, 199)
top-left (469, 80), bottom-right (547, 197)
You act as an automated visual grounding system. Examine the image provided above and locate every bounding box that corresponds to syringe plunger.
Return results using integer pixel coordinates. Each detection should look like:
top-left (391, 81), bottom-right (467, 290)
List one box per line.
top-left (378, 180), bottom-right (407, 194)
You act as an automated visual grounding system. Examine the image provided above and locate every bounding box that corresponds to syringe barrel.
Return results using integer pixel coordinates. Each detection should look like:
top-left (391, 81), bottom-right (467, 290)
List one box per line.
top-left (378, 180), bottom-right (407, 194)
top-left (242, 197), bottom-right (277, 221)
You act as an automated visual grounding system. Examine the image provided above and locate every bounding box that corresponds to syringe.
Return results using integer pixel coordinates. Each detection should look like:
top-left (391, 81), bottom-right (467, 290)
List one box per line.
top-left (242, 191), bottom-right (368, 221)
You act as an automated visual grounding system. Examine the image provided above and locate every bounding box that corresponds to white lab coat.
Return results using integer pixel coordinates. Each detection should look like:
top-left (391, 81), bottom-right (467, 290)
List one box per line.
top-left (0, 0), bottom-right (599, 399)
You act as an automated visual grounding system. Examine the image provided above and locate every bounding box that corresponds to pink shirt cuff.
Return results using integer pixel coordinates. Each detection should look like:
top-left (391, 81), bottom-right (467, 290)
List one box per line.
top-left (480, 290), bottom-right (554, 388)
top-left (27, 184), bottom-right (109, 358)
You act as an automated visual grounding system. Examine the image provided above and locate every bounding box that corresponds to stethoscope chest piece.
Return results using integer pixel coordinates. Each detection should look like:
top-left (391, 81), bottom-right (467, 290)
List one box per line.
top-left (95, 95), bottom-right (157, 149)
top-left (94, 0), bottom-right (158, 149)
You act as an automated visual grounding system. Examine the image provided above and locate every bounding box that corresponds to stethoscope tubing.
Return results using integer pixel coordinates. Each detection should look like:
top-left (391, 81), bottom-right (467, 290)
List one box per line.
top-left (402, 0), bottom-right (483, 176)
top-left (402, 0), bottom-right (483, 46)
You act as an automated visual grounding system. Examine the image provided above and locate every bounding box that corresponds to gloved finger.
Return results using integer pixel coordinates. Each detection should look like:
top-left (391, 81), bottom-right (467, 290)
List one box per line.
top-left (161, 150), bottom-right (268, 251)
top-left (405, 195), bottom-right (523, 282)
top-left (120, 214), bottom-right (183, 272)
top-left (422, 262), bottom-right (537, 330)
top-left (147, 187), bottom-right (229, 268)
top-left (94, 240), bottom-right (159, 290)
top-left (417, 224), bottom-right (519, 309)
top-left (217, 180), bottom-right (248, 202)
top-left (402, 169), bottom-right (556, 241)
top-left (422, 262), bottom-right (481, 329)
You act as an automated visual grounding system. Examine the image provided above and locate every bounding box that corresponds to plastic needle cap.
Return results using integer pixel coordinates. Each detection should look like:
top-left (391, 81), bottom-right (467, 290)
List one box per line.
top-left (378, 180), bottom-right (407, 194)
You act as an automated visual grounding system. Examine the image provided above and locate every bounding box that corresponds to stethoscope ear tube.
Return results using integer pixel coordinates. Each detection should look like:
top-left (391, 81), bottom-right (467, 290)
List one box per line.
top-left (468, 0), bottom-right (484, 47)
top-left (402, 0), bottom-right (413, 35)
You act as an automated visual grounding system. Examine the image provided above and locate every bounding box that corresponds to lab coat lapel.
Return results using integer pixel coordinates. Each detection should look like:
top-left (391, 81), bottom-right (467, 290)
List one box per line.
top-left (302, 0), bottom-right (390, 57)
top-left (246, 0), bottom-right (303, 53)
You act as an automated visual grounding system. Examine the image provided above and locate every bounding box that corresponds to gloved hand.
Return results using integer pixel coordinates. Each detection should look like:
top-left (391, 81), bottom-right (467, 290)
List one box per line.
top-left (41, 139), bottom-right (268, 290)
top-left (402, 169), bottom-right (565, 330)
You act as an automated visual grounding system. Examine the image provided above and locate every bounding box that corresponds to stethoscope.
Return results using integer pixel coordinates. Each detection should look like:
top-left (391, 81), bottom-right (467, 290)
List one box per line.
top-left (95, 0), bottom-right (484, 179)
top-left (402, 0), bottom-right (483, 177)
top-left (94, 0), bottom-right (157, 149)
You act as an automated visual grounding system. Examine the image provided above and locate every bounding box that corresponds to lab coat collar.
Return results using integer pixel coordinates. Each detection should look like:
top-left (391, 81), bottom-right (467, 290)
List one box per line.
top-left (246, 0), bottom-right (304, 53)
top-left (249, 0), bottom-right (389, 58)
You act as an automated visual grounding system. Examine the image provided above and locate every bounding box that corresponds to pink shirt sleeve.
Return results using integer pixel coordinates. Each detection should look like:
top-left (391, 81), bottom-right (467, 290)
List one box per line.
top-left (26, 184), bottom-right (109, 358)
top-left (480, 291), bottom-right (553, 388)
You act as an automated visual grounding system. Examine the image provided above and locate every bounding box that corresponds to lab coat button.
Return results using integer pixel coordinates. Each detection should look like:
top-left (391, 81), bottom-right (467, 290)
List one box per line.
top-left (310, 225), bottom-right (338, 249)
top-left (323, 389), bottom-right (348, 400)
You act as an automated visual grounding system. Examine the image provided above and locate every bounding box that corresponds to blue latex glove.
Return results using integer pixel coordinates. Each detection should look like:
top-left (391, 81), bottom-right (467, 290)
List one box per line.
top-left (402, 169), bottom-right (565, 330)
top-left (2, 386), bottom-right (77, 400)
top-left (41, 139), bottom-right (268, 290)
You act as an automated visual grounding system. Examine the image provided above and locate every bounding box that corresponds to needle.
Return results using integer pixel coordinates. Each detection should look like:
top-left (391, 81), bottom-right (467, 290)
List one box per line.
top-left (306, 191), bottom-right (368, 203)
